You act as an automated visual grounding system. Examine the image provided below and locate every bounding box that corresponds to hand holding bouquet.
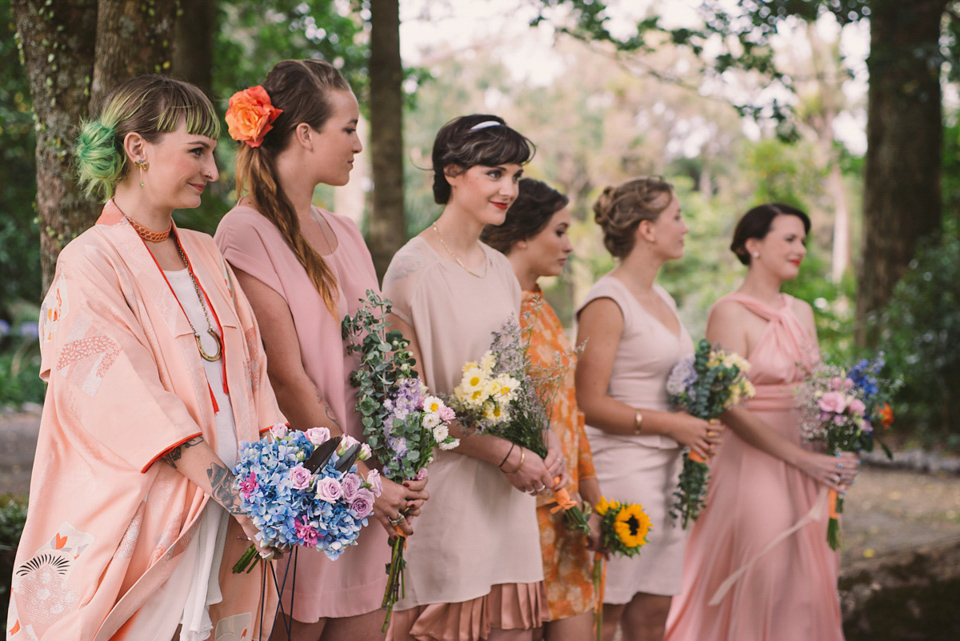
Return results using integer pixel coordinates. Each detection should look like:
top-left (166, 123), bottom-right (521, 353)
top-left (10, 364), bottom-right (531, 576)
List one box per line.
top-left (342, 290), bottom-right (458, 629)
top-left (448, 315), bottom-right (589, 536)
top-left (231, 424), bottom-right (382, 573)
top-left (592, 497), bottom-right (652, 640)
top-left (666, 339), bottom-right (755, 528)
top-left (796, 356), bottom-right (898, 549)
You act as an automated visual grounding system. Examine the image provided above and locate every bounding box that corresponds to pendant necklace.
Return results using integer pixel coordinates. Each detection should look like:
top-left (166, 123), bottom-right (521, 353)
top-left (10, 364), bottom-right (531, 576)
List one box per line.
top-left (173, 234), bottom-right (223, 362)
top-left (432, 223), bottom-right (488, 278)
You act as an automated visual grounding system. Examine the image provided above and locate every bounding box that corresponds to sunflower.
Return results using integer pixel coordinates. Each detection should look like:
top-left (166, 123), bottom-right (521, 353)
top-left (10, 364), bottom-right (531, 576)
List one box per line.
top-left (612, 504), bottom-right (652, 550)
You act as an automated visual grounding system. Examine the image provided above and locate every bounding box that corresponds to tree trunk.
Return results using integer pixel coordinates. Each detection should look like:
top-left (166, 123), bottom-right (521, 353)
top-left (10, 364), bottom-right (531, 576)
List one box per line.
top-left (172, 0), bottom-right (216, 98)
top-left (857, 0), bottom-right (947, 343)
top-left (12, 0), bottom-right (99, 291)
top-left (13, 0), bottom-right (181, 290)
top-left (367, 0), bottom-right (406, 282)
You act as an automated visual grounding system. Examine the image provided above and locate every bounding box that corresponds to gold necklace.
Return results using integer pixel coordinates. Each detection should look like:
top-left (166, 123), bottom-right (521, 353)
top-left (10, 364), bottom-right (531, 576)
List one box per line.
top-left (432, 224), bottom-right (488, 278)
top-left (173, 235), bottom-right (223, 362)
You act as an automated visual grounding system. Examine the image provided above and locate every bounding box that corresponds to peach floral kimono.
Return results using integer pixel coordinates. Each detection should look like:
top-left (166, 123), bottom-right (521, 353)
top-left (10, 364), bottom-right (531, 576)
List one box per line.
top-left (7, 202), bottom-right (284, 641)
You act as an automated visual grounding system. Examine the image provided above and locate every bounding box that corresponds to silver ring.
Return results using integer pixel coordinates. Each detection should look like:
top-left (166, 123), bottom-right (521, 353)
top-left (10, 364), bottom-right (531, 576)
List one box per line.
top-left (389, 514), bottom-right (406, 526)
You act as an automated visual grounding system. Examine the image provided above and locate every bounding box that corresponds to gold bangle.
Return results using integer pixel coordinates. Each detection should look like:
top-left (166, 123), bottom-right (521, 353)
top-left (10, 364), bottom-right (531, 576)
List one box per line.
top-left (634, 410), bottom-right (644, 435)
top-left (507, 448), bottom-right (526, 474)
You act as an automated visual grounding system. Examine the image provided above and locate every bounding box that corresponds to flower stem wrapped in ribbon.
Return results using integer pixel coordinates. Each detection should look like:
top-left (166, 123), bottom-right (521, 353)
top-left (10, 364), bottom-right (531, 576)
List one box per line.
top-left (666, 339), bottom-right (755, 528)
top-left (231, 423), bottom-right (381, 573)
top-left (592, 497), bottom-right (652, 641)
top-left (225, 85), bottom-right (283, 148)
top-left (342, 290), bottom-right (459, 631)
top-left (796, 357), bottom-right (898, 549)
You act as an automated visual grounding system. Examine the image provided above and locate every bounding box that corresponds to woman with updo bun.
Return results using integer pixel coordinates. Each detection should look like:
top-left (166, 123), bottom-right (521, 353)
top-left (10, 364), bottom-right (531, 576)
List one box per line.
top-left (575, 177), bottom-right (720, 641)
top-left (383, 115), bottom-right (565, 641)
top-left (215, 59), bottom-right (428, 641)
top-left (663, 204), bottom-right (857, 641)
top-left (8, 75), bottom-right (283, 641)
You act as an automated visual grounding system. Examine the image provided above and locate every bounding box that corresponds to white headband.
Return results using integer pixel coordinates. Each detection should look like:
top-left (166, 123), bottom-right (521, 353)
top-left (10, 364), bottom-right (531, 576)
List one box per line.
top-left (469, 120), bottom-right (502, 131)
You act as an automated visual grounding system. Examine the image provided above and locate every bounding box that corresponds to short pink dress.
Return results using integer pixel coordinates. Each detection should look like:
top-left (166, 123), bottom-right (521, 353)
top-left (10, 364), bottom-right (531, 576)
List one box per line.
top-left (664, 292), bottom-right (843, 641)
top-left (216, 204), bottom-right (390, 620)
top-left (577, 275), bottom-right (694, 601)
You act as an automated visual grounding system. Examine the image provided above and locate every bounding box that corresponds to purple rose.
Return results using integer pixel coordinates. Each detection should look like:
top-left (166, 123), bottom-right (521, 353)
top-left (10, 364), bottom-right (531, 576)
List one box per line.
top-left (350, 488), bottom-right (375, 519)
top-left (316, 477), bottom-right (343, 502)
top-left (366, 468), bottom-right (383, 496)
top-left (269, 423), bottom-right (289, 438)
top-left (338, 434), bottom-right (360, 455)
top-left (305, 427), bottom-right (331, 445)
top-left (415, 467), bottom-right (429, 481)
top-left (288, 465), bottom-right (312, 490)
top-left (340, 472), bottom-right (362, 501)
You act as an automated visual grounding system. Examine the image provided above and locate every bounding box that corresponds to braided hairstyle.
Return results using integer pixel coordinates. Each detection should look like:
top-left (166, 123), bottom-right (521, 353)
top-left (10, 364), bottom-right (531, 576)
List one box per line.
top-left (592, 176), bottom-right (674, 259)
top-left (75, 75), bottom-right (220, 200)
top-left (234, 59), bottom-right (351, 316)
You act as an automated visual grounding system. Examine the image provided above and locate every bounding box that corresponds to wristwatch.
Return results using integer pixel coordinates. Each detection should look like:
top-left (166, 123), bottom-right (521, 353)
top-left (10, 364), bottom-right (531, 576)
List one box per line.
top-left (634, 410), bottom-right (644, 434)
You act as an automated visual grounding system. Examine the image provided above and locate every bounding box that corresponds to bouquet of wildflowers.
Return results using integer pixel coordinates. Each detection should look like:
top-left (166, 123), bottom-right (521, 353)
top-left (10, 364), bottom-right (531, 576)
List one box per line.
top-left (342, 290), bottom-right (459, 629)
top-left (592, 497), bottom-right (652, 641)
top-left (796, 356), bottom-right (898, 549)
top-left (666, 339), bottom-right (755, 528)
top-left (448, 315), bottom-right (591, 536)
top-left (231, 423), bottom-right (382, 573)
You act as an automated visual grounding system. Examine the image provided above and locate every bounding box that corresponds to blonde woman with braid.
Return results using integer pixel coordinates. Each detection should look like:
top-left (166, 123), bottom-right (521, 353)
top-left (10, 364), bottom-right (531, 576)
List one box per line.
top-left (215, 60), bottom-right (428, 641)
top-left (575, 177), bottom-right (720, 641)
top-left (8, 75), bottom-right (283, 641)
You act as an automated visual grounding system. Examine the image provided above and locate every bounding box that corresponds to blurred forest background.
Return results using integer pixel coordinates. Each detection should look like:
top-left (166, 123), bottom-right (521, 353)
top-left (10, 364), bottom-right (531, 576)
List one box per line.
top-left (1, 0), bottom-right (959, 448)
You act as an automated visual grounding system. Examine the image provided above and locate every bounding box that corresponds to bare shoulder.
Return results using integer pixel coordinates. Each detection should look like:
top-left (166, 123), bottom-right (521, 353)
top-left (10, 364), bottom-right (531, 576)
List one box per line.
top-left (789, 296), bottom-right (818, 336)
top-left (708, 297), bottom-right (748, 325)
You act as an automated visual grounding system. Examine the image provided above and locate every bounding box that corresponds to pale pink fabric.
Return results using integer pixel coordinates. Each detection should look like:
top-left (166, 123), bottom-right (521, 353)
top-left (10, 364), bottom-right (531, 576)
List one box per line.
top-left (386, 583), bottom-right (546, 641)
top-left (664, 292), bottom-right (844, 641)
top-left (576, 275), bottom-right (694, 599)
top-left (216, 204), bottom-right (390, 620)
top-left (8, 201), bottom-right (283, 641)
top-left (381, 237), bottom-right (544, 637)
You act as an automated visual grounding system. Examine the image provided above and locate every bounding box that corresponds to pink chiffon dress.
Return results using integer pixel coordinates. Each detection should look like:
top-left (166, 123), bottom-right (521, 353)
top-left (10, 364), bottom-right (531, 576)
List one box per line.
top-left (664, 292), bottom-right (844, 641)
top-left (216, 204), bottom-right (390, 621)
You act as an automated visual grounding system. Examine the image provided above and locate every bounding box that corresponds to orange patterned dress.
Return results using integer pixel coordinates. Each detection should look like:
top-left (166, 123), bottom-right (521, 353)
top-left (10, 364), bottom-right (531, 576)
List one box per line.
top-left (523, 289), bottom-right (598, 620)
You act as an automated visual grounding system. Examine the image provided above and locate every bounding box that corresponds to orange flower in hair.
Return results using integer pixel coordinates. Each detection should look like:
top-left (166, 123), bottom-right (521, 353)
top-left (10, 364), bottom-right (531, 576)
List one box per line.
top-left (225, 85), bottom-right (283, 148)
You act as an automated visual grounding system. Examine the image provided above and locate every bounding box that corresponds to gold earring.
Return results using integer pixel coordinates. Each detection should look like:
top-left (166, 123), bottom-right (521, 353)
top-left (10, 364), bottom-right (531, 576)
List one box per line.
top-left (134, 159), bottom-right (149, 188)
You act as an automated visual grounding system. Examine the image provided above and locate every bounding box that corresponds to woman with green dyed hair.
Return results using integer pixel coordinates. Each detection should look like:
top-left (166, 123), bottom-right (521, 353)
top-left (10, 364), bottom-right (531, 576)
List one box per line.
top-left (7, 75), bottom-right (285, 641)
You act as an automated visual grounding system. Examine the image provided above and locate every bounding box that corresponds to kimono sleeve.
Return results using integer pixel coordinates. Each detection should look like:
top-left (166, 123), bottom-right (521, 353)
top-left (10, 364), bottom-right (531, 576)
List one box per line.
top-left (39, 242), bottom-right (204, 473)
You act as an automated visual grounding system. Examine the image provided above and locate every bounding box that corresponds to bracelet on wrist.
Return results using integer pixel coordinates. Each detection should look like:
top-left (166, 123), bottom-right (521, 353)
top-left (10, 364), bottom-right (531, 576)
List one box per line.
top-left (498, 443), bottom-right (516, 470)
top-left (506, 448), bottom-right (526, 475)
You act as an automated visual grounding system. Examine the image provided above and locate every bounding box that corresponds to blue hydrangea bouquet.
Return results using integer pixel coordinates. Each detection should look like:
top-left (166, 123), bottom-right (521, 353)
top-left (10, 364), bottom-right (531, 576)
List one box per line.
top-left (231, 423), bottom-right (382, 573)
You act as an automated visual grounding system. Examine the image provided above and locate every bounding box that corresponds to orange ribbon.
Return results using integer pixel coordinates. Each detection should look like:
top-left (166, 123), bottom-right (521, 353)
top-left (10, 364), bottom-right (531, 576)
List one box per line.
top-left (828, 488), bottom-right (839, 519)
top-left (549, 482), bottom-right (577, 514)
top-left (688, 451), bottom-right (707, 463)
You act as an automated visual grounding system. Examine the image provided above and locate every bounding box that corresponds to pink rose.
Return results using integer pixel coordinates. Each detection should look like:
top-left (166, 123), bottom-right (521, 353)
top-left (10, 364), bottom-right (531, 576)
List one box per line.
top-left (340, 472), bottom-right (362, 501)
top-left (439, 406), bottom-right (456, 422)
top-left (415, 467), bottom-right (429, 481)
top-left (338, 434), bottom-right (360, 455)
top-left (817, 391), bottom-right (847, 414)
top-left (316, 477), bottom-right (343, 502)
top-left (828, 377), bottom-right (846, 391)
top-left (848, 398), bottom-right (866, 417)
top-left (350, 488), bottom-right (375, 519)
top-left (306, 427), bottom-right (331, 445)
top-left (288, 465), bottom-right (312, 490)
top-left (366, 468), bottom-right (383, 496)
top-left (269, 423), bottom-right (288, 438)
top-left (359, 443), bottom-right (372, 460)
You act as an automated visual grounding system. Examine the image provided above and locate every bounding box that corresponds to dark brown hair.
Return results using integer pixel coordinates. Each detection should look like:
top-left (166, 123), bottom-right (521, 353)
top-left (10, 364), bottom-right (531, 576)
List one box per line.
top-left (592, 176), bottom-right (674, 258)
top-left (234, 59), bottom-right (351, 316)
top-left (730, 203), bottom-right (811, 265)
top-left (480, 178), bottom-right (569, 253)
top-left (431, 114), bottom-right (536, 204)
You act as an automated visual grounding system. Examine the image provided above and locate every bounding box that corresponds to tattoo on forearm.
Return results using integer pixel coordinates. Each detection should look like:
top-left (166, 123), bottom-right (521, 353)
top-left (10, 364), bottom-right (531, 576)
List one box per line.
top-left (162, 436), bottom-right (204, 469)
top-left (324, 403), bottom-right (342, 429)
top-left (207, 463), bottom-right (244, 514)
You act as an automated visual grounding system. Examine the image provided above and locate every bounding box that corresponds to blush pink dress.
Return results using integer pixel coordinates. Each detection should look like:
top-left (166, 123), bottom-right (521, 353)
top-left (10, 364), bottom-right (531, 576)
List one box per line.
top-left (576, 276), bottom-right (694, 601)
top-left (216, 204), bottom-right (390, 621)
top-left (664, 292), bottom-right (843, 641)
